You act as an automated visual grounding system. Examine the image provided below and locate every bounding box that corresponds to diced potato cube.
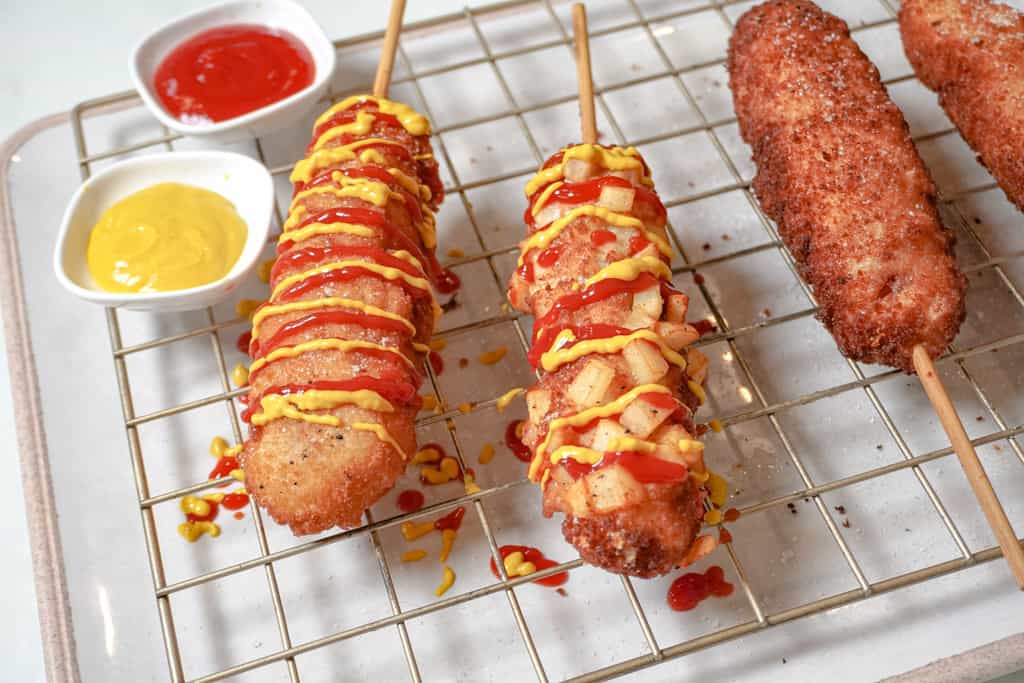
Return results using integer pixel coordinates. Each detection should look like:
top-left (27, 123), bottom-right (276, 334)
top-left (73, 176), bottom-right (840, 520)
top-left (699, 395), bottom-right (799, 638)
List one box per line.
top-left (526, 389), bottom-right (551, 424)
top-left (632, 286), bottom-right (663, 319)
top-left (619, 396), bottom-right (671, 438)
top-left (598, 185), bottom-right (635, 212)
top-left (655, 321), bottom-right (699, 351)
top-left (591, 419), bottom-right (627, 452)
top-left (562, 480), bottom-right (591, 516)
top-left (664, 293), bottom-right (689, 323)
top-left (651, 424), bottom-right (689, 465)
top-left (567, 359), bottom-right (616, 408)
top-left (686, 348), bottom-right (709, 384)
top-left (622, 339), bottom-right (669, 385)
top-left (623, 311), bottom-right (655, 331)
top-left (508, 274), bottom-right (531, 313)
top-left (564, 157), bottom-right (591, 182)
top-left (584, 466), bottom-right (642, 512)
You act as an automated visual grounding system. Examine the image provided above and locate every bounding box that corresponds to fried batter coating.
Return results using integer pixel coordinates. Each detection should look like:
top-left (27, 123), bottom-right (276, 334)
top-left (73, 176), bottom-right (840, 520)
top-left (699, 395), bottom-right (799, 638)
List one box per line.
top-left (899, 0), bottom-right (1024, 211)
top-left (728, 0), bottom-right (966, 372)
top-left (240, 100), bottom-right (442, 536)
top-left (509, 146), bottom-right (712, 577)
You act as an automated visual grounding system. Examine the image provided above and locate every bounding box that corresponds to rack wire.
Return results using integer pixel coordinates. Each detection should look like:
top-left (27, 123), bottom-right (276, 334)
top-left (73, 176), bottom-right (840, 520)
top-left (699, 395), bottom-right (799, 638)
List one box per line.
top-left (67, 0), bottom-right (1024, 681)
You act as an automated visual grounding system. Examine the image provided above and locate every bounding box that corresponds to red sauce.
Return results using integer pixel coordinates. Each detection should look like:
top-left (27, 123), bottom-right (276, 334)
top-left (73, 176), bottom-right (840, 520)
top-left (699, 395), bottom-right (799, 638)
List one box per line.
top-left (186, 498), bottom-right (218, 523)
top-left (528, 323), bottom-right (631, 368)
top-left (692, 319), bottom-right (716, 336)
top-left (489, 545), bottom-right (569, 587)
top-left (397, 489), bottom-right (425, 513)
top-left (530, 273), bottom-right (659, 349)
top-left (723, 507), bottom-right (741, 522)
top-left (310, 104), bottom-right (405, 143)
top-left (221, 491), bottom-right (250, 510)
top-left (250, 309), bottom-right (416, 359)
top-left (241, 377), bottom-right (420, 423)
top-left (628, 235), bottom-right (651, 255)
top-left (525, 176), bottom-right (666, 227)
top-left (299, 163), bottom-right (396, 191)
top-left (434, 506), bottom-right (466, 531)
top-left (233, 511), bottom-right (245, 520)
top-left (428, 351), bottom-right (444, 376)
top-left (274, 263), bottom-right (430, 302)
top-left (436, 268), bottom-right (461, 294)
top-left (590, 229), bottom-right (617, 247)
top-left (516, 260), bottom-right (535, 284)
top-left (208, 453), bottom-right (241, 483)
top-left (154, 24), bottom-right (314, 124)
top-left (667, 566), bottom-right (734, 611)
top-left (279, 206), bottom-right (441, 282)
top-left (562, 451), bottom-right (688, 484)
top-left (274, 244), bottom-right (424, 280)
top-left (718, 527), bottom-right (733, 544)
top-left (236, 330), bottom-right (252, 356)
top-left (505, 420), bottom-right (531, 463)
top-left (536, 244), bottom-right (564, 269)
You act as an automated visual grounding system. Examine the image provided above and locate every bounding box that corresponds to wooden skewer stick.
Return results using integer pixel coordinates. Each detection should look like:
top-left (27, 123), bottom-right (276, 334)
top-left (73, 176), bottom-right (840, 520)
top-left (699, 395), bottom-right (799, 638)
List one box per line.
top-left (373, 0), bottom-right (407, 98)
top-left (912, 345), bottom-right (1024, 589)
top-left (572, 3), bottom-right (598, 145)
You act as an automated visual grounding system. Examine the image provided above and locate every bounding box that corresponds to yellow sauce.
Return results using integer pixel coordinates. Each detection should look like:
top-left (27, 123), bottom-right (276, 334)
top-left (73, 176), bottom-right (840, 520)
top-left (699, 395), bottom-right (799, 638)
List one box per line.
top-left (290, 178), bottom-right (401, 211)
top-left (231, 363), bottom-right (249, 387)
top-left (435, 566), bottom-right (456, 597)
top-left (495, 387), bottom-right (524, 413)
top-left (439, 528), bottom-right (457, 562)
top-left (531, 181), bottom-right (564, 216)
top-left (524, 144), bottom-right (652, 197)
top-left (529, 384), bottom-right (672, 480)
top-left (271, 260), bottom-right (431, 301)
top-left (582, 256), bottom-right (672, 288)
top-left (278, 221), bottom-right (375, 245)
top-left (401, 520), bottom-right (435, 541)
top-left (249, 389), bottom-right (395, 427)
top-left (518, 205), bottom-right (672, 266)
top-left (251, 297), bottom-right (417, 338)
top-left (353, 422), bottom-right (409, 460)
top-left (248, 338), bottom-right (415, 376)
top-left (402, 549), bottom-right (428, 562)
top-left (314, 95), bottom-right (431, 136)
top-left (86, 183), bottom-right (246, 293)
top-left (539, 328), bottom-right (687, 373)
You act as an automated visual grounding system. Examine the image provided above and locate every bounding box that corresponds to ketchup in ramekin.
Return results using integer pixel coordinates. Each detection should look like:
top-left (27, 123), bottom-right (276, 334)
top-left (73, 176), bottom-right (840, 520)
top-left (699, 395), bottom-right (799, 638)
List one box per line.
top-left (154, 24), bottom-right (314, 124)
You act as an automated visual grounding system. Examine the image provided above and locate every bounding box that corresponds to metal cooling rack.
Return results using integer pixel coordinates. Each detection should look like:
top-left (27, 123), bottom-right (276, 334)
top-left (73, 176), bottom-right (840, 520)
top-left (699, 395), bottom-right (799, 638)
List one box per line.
top-left (67, 0), bottom-right (1024, 681)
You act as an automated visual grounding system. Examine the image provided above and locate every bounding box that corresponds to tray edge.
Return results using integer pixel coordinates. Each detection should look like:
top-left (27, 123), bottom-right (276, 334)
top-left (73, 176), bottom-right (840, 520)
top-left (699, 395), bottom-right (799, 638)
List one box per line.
top-left (0, 111), bottom-right (82, 683)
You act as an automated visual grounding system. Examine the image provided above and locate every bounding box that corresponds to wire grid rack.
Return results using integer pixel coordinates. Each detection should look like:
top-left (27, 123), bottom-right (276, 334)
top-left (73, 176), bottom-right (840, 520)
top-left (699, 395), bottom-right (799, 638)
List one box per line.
top-left (66, 0), bottom-right (1024, 681)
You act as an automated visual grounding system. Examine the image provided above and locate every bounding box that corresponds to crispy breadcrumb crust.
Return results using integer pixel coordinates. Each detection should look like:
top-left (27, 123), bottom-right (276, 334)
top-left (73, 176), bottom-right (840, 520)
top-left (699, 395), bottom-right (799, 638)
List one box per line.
top-left (899, 0), bottom-right (1024, 211)
top-left (241, 108), bottom-right (441, 536)
top-left (727, 0), bottom-right (965, 373)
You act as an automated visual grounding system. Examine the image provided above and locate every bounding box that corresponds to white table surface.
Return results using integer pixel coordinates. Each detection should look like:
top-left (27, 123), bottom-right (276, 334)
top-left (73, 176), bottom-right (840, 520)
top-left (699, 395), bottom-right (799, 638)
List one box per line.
top-left (0, 2), bottom-right (490, 681)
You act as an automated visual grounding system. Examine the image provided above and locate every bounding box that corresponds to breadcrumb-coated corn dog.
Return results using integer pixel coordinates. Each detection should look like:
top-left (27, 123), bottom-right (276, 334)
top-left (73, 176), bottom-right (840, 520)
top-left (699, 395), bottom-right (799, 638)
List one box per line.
top-left (239, 96), bottom-right (444, 534)
top-left (728, 0), bottom-right (966, 372)
top-left (507, 145), bottom-right (718, 577)
top-left (899, 0), bottom-right (1024, 211)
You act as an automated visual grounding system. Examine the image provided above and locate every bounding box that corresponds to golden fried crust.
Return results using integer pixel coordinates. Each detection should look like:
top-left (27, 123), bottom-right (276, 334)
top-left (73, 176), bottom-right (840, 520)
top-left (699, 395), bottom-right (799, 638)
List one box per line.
top-left (899, 0), bottom-right (1024, 211)
top-left (241, 406), bottom-right (415, 534)
top-left (241, 106), bottom-right (440, 535)
top-left (557, 478), bottom-right (704, 578)
top-left (728, 0), bottom-right (966, 372)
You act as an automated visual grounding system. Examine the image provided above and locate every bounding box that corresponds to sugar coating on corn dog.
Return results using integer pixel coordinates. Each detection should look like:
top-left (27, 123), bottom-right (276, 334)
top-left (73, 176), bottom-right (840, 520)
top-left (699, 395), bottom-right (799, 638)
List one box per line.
top-left (508, 144), bottom-right (718, 578)
top-left (240, 96), bottom-right (444, 534)
top-left (728, 0), bottom-right (966, 372)
top-left (900, 0), bottom-right (1024, 211)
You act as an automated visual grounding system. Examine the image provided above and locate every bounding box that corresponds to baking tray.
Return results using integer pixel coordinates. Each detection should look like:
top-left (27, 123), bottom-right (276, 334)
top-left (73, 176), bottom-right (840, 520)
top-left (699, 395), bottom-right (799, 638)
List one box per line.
top-left (3, 0), bottom-right (1024, 681)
